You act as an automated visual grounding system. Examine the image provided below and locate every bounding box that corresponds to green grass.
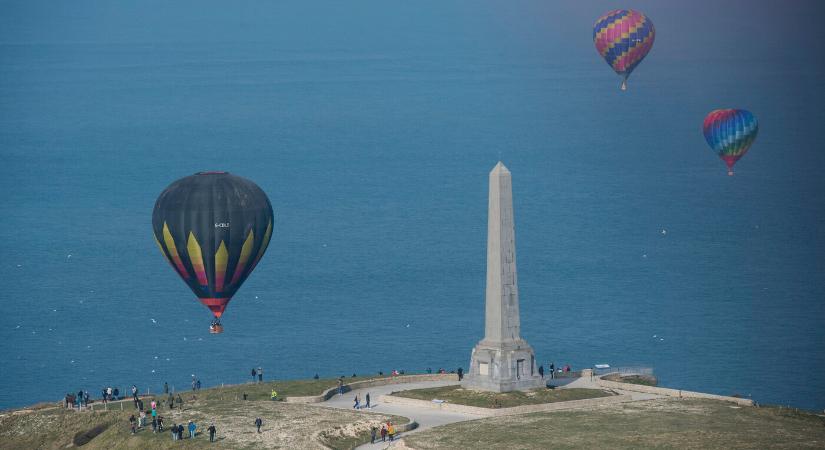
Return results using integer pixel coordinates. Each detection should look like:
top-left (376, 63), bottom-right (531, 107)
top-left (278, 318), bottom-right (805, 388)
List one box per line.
top-left (393, 385), bottom-right (613, 408)
top-left (404, 398), bottom-right (825, 449)
top-left (162, 374), bottom-right (395, 404)
top-left (602, 373), bottom-right (658, 386)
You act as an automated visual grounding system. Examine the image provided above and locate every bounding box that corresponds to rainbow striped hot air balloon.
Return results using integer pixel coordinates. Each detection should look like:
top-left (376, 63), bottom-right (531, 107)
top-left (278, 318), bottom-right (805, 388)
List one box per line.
top-left (593, 9), bottom-right (656, 90)
top-left (703, 109), bottom-right (759, 176)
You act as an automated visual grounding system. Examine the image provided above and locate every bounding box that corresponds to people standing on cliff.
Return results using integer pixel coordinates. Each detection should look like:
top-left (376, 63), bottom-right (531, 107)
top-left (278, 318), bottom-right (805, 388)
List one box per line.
top-left (549, 363), bottom-right (555, 379)
top-left (254, 417), bottom-right (263, 433)
top-left (365, 392), bottom-right (371, 409)
top-left (258, 367), bottom-right (263, 382)
top-left (380, 425), bottom-right (387, 442)
top-left (164, 382), bottom-right (169, 394)
top-left (270, 389), bottom-right (278, 401)
top-left (208, 423), bottom-right (216, 442)
top-left (314, 373), bottom-right (319, 379)
top-left (370, 426), bottom-right (377, 444)
top-left (158, 416), bottom-right (164, 432)
top-left (538, 365), bottom-right (544, 379)
top-left (176, 394), bottom-right (183, 410)
top-left (196, 379), bottom-right (201, 390)
top-left (188, 420), bottom-right (196, 438)
top-left (177, 423), bottom-right (185, 440)
top-left (192, 378), bottom-right (196, 391)
top-left (131, 385), bottom-right (138, 401)
top-left (151, 416), bottom-right (157, 433)
top-left (107, 386), bottom-right (113, 401)
top-left (337, 378), bottom-right (344, 395)
top-left (457, 367), bottom-right (464, 381)
top-left (251, 368), bottom-right (257, 382)
top-left (170, 423), bottom-right (177, 440)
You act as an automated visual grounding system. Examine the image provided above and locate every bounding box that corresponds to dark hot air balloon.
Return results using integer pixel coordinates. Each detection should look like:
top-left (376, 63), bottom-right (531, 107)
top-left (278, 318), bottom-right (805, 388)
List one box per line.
top-left (703, 109), bottom-right (759, 176)
top-left (593, 9), bottom-right (655, 90)
top-left (152, 172), bottom-right (274, 333)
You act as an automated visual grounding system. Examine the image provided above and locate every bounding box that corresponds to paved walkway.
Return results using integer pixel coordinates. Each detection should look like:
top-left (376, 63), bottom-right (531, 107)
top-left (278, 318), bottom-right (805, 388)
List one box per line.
top-left (319, 377), bottom-right (664, 449)
top-left (320, 380), bottom-right (478, 449)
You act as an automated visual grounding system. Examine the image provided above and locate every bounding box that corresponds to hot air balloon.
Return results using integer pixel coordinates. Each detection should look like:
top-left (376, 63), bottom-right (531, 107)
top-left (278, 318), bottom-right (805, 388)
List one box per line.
top-left (703, 109), bottom-right (759, 176)
top-left (593, 9), bottom-right (655, 90)
top-left (152, 172), bottom-right (274, 333)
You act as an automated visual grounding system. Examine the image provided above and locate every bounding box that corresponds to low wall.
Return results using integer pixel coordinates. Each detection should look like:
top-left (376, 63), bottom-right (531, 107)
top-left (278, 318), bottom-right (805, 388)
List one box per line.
top-left (286, 374), bottom-right (459, 404)
top-left (379, 393), bottom-right (637, 417)
top-left (596, 377), bottom-right (754, 406)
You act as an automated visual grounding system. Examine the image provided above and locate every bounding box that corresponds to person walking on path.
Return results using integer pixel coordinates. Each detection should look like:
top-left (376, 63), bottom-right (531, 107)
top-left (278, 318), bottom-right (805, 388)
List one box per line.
top-left (370, 426), bottom-right (377, 444)
top-left (251, 368), bottom-right (257, 382)
top-left (208, 423), bottom-right (216, 442)
top-left (188, 420), bottom-right (196, 438)
top-left (131, 385), bottom-right (138, 402)
top-left (457, 367), bottom-right (464, 381)
top-left (388, 422), bottom-right (395, 441)
top-left (129, 415), bottom-right (136, 434)
top-left (254, 417), bottom-right (263, 433)
top-left (380, 425), bottom-right (387, 442)
top-left (337, 378), bottom-right (344, 395)
top-left (365, 392), bottom-right (371, 409)
top-left (353, 394), bottom-right (360, 410)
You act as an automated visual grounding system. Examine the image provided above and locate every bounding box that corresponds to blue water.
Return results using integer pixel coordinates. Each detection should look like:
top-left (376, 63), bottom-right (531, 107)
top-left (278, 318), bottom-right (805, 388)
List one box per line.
top-left (2, 0), bottom-right (824, 411)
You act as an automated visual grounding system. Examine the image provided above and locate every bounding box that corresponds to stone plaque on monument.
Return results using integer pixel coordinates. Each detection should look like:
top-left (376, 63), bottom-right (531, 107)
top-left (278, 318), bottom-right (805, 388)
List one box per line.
top-left (462, 162), bottom-right (544, 392)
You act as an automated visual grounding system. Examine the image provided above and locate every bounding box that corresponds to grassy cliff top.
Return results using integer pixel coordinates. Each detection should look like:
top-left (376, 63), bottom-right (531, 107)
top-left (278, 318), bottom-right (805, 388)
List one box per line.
top-left (0, 377), bottom-right (403, 450)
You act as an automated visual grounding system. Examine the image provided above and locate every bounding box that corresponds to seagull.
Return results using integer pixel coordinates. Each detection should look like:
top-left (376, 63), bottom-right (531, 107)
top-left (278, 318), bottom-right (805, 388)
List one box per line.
top-left (67, 254), bottom-right (72, 259)
top-left (661, 229), bottom-right (667, 235)
top-left (642, 254), bottom-right (648, 258)
top-left (150, 318), bottom-right (157, 324)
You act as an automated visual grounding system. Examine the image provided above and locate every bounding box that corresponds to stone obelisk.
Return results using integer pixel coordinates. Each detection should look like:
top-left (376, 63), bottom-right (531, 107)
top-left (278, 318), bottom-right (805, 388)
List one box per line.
top-left (462, 162), bottom-right (543, 392)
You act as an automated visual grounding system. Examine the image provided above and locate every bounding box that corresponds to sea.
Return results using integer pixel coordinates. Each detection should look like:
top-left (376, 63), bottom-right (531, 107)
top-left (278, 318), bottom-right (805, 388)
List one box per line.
top-left (1, 0), bottom-right (824, 411)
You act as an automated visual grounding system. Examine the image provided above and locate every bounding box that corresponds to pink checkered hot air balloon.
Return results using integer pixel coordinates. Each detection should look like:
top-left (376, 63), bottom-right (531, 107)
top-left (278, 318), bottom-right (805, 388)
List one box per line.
top-left (593, 9), bottom-right (656, 90)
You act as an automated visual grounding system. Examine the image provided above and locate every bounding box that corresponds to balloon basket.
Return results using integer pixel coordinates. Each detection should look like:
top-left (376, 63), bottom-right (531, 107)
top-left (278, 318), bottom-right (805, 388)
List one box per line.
top-left (209, 324), bottom-right (224, 334)
top-left (727, 170), bottom-right (734, 176)
top-left (620, 79), bottom-right (627, 91)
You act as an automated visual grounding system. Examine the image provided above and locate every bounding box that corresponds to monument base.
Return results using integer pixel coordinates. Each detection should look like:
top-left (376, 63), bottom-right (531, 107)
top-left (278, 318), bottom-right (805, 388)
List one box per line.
top-left (462, 339), bottom-right (545, 392)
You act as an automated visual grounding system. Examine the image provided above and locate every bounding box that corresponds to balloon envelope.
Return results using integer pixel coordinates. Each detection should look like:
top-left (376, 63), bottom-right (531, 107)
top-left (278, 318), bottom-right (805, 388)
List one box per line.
top-left (703, 109), bottom-right (759, 175)
top-left (152, 172), bottom-right (273, 320)
top-left (593, 9), bottom-right (655, 89)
